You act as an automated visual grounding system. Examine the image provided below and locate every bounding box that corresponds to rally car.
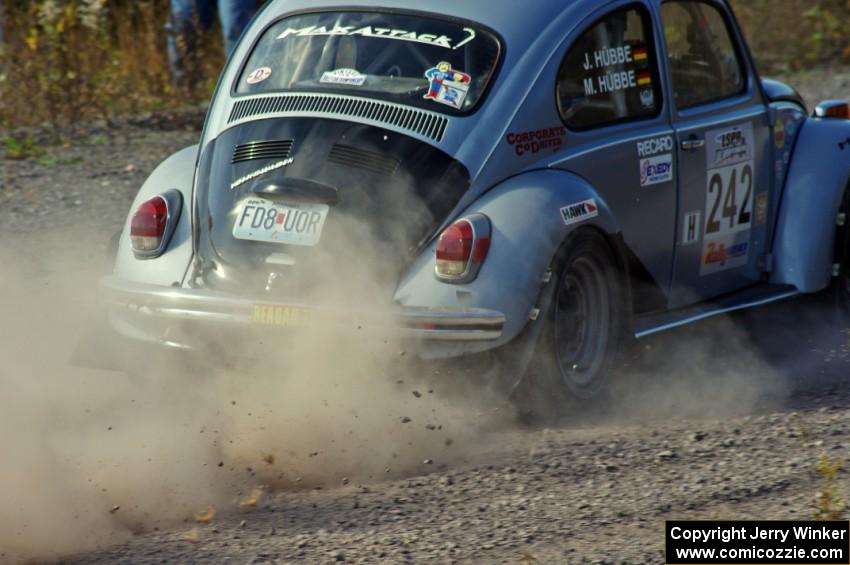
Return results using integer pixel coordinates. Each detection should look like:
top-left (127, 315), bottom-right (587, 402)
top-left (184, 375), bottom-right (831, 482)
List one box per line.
top-left (101, 0), bottom-right (850, 399)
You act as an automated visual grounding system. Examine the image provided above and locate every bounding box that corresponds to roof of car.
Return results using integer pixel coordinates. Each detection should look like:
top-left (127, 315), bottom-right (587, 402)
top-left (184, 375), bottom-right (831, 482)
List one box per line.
top-left (263, 0), bottom-right (595, 48)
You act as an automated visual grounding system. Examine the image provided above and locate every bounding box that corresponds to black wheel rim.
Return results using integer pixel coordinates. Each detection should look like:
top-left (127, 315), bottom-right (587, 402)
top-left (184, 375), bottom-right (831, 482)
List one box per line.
top-left (553, 255), bottom-right (611, 390)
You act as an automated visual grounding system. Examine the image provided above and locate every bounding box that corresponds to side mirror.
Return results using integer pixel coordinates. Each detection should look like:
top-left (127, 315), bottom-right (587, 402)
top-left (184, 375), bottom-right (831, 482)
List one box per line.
top-left (814, 100), bottom-right (850, 119)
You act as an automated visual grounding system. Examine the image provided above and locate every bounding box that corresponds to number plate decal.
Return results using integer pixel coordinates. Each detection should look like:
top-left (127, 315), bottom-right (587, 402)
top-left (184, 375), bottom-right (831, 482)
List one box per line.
top-left (233, 198), bottom-right (329, 246)
top-left (700, 123), bottom-right (755, 276)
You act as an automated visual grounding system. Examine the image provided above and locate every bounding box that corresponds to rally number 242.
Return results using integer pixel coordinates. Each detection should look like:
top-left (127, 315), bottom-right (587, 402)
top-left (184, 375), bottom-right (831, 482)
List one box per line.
top-left (706, 163), bottom-right (753, 236)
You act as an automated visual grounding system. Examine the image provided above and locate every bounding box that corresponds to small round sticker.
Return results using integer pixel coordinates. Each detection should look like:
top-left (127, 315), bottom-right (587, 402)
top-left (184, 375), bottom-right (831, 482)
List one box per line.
top-left (246, 67), bottom-right (272, 85)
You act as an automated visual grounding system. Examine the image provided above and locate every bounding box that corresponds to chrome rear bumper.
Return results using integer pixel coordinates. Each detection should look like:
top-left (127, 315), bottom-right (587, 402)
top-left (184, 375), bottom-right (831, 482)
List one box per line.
top-left (99, 276), bottom-right (505, 349)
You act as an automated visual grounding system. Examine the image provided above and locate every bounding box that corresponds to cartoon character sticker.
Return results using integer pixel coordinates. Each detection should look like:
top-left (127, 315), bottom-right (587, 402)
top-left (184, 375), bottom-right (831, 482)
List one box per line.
top-left (423, 62), bottom-right (471, 110)
top-left (246, 67), bottom-right (273, 85)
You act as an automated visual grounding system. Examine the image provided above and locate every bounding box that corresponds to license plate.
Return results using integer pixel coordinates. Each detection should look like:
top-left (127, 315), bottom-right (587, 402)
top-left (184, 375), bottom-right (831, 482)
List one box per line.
top-left (251, 305), bottom-right (310, 327)
top-left (233, 198), bottom-right (328, 246)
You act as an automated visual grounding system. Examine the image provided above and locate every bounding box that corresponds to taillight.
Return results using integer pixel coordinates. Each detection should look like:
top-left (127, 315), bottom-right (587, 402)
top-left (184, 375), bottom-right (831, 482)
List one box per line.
top-left (436, 221), bottom-right (474, 276)
top-left (435, 214), bottom-right (491, 283)
top-left (129, 190), bottom-right (182, 259)
top-left (131, 197), bottom-right (167, 252)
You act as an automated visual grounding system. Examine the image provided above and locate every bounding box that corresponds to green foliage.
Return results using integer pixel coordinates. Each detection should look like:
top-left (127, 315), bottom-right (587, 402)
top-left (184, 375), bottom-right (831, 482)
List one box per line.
top-left (34, 154), bottom-right (83, 166)
top-left (3, 136), bottom-right (46, 160)
top-left (0, 1), bottom-right (846, 130)
top-left (814, 455), bottom-right (845, 521)
top-left (0, 0), bottom-right (227, 130)
top-left (731, 0), bottom-right (850, 73)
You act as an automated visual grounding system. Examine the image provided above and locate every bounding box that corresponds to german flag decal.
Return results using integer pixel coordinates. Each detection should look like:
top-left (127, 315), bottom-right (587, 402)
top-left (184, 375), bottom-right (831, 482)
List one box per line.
top-left (633, 46), bottom-right (648, 61)
top-left (637, 71), bottom-right (652, 86)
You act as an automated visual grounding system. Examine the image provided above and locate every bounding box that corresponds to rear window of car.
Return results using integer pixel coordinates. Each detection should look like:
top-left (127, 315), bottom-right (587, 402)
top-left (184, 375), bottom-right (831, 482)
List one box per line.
top-left (236, 11), bottom-right (501, 114)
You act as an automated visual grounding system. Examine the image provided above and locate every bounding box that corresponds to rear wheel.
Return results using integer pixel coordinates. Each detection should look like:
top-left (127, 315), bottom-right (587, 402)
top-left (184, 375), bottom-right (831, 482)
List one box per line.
top-left (548, 231), bottom-right (626, 400)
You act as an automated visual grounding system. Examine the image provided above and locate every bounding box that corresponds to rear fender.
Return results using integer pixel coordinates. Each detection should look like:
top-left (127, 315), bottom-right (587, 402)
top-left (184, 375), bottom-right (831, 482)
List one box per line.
top-left (113, 145), bottom-right (198, 286)
top-left (771, 119), bottom-right (850, 292)
top-left (394, 169), bottom-right (620, 355)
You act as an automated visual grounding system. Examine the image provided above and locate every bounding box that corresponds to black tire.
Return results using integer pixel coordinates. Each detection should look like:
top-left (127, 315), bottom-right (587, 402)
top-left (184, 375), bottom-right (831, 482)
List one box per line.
top-left (546, 230), bottom-right (626, 400)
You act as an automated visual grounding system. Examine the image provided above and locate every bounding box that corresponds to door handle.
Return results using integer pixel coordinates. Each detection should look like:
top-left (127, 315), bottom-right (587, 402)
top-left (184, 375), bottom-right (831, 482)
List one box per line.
top-left (681, 138), bottom-right (705, 151)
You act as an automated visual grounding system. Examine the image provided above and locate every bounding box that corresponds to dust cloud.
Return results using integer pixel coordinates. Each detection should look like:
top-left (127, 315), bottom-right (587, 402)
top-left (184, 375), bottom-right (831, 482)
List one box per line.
top-left (547, 295), bottom-right (846, 427)
top-left (609, 314), bottom-right (790, 422)
top-left (0, 209), bottom-right (829, 561)
top-left (0, 217), bottom-right (504, 562)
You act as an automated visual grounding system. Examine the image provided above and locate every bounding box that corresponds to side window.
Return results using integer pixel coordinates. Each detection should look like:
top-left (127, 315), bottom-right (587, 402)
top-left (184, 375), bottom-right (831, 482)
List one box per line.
top-left (557, 5), bottom-right (662, 130)
top-left (661, 1), bottom-right (745, 109)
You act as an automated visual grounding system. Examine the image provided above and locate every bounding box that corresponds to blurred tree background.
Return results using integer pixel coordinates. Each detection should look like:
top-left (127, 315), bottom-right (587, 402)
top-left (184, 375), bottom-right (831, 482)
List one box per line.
top-left (0, 0), bottom-right (849, 130)
top-left (731, 0), bottom-right (850, 72)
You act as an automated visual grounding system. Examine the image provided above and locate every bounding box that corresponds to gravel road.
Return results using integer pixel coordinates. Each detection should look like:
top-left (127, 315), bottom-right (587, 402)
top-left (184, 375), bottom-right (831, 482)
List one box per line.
top-left (1, 72), bottom-right (849, 565)
top-left (64, 308), bottom-right (849, 565)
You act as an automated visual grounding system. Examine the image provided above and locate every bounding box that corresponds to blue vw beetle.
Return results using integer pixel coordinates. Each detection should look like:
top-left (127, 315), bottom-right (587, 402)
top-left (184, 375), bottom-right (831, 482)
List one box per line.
top-left (101, 0), bottom-right (850, 400)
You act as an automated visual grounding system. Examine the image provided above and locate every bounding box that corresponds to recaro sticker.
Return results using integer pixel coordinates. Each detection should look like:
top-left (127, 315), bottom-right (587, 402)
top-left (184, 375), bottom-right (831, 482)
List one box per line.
top-left (700, 123), bottom-right (755, 276)
top-left (636, 135), bottom-right (674, 188)
top-left (423, 62), bottom-right (471, 109)
top-left (560, 198), bottom-right (599, 226)
top-left (320, 68), bottom-right (367, 86)
top-left (637, 135), bottom-right (673, 158)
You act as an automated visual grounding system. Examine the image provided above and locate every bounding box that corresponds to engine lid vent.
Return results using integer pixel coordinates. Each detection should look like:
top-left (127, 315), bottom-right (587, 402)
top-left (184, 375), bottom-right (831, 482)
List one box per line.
top-left (232, 139), bottom-right (294, 164)
top-left (228, 93), bottom-right (449, 143)
top-left (328, 144), bottom-right (401, 176)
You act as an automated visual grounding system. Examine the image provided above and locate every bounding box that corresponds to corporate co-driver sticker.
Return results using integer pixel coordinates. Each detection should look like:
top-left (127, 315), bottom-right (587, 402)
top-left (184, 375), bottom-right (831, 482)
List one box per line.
top-left (246, 67), bottom-right (273, 85)
top-left (505, 127), bottom-right (566, 157)
top-left (423, 62), bottom-right (471, 109)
